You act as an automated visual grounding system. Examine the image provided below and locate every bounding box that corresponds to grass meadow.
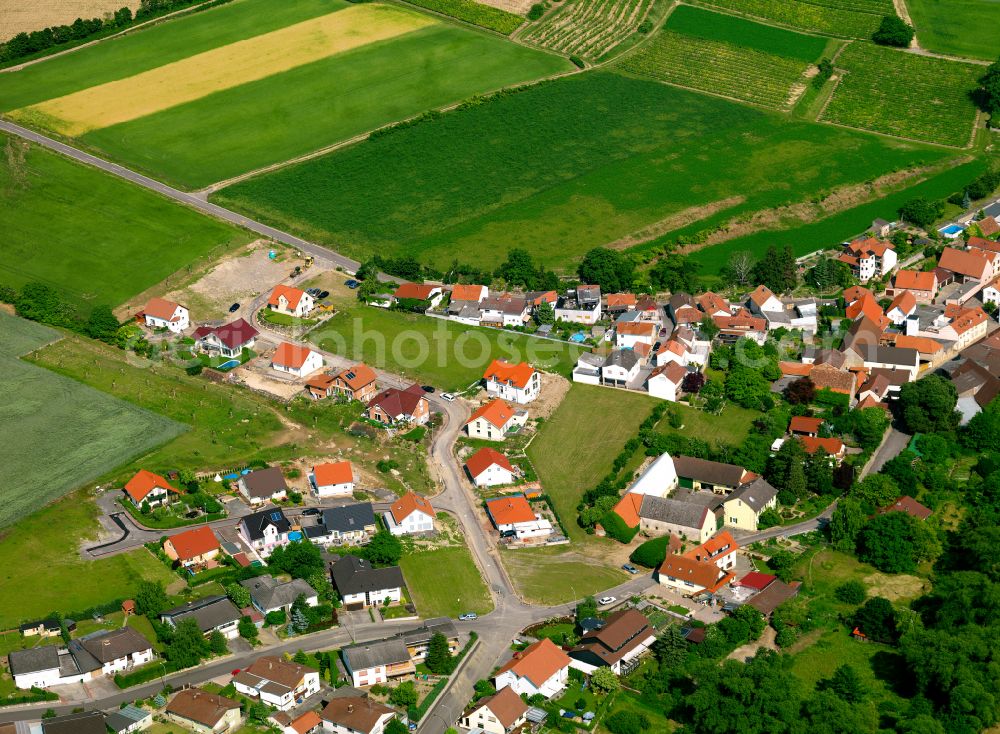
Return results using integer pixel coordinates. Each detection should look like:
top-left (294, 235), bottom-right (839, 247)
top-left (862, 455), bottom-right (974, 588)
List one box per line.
top-left (0, 0), bottom-right (567, 188)
top-left (399, 546), bottom-right (493, 617)
top-left (0, 134), bottom-right (248, 310)
top-left (620, 5), bottom-right (828, 109)
top-left (907, 0), bottom-right (1000, 61)
top-left (309, 306), bottom-right (584, 392)
top-left (0, 313), bottom-right (186, 530)
top-left (696, 0), bottom-right (891, 38)
top-left (821, 43), bottom-right (981, 147)
top-left (501, 545), bottom-right (629, 605)
top-left (527, 383), bottom-right (656, 543)
top-left (216, 71), bottom-right (946, 272)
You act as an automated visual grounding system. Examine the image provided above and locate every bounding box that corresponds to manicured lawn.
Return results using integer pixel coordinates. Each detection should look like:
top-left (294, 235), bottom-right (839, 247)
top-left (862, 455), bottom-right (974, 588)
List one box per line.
top-left (216, 71), bottom-right (946, 272)
top-left (528, 383), bottom-right (656, 542)
top-left (308, 305), bottom-right (583, 392)
top-left (127, 615), bottom-right (165, 652)
top-left (500, 546), bottom-right (626, 605)
top-left (597, 689), bottom-right (675, 734)
top-left (0, 134), bottom-right (248, 310)
top-left (655, 401), bottom-right (759, 449)
top-left (399, 546), bottom-right (493, 617)
top-left (0, 498), bottom-right (177, 628)
top-left (821, 43), bottom-right (981, 147)
top-left (907, 0), bottom-right (1000, 60)
top-left (0, 314), bottom-right (186, 530)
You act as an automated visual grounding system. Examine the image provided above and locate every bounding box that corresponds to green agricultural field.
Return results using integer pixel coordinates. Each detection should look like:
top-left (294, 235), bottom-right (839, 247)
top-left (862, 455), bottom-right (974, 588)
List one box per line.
top-left (400, 546), bottom-right (493, 617)
top-left (0, 134), bottom-right (248, 310)
top-left (908, 0), bottom-right (1000, 61)
top-left (0, 0), bottom-right (567, 189)
top-left (687, 158), bottom-right (986, 275)
top-left (821, 42), bottom-right (981, 147)
top-left (0, 492), bottom-right (178, 628)
top-left (0, 313), bottom-right (186, 530)
top-left (527, 383), bottom-right (655, 543)
top-left (519, 0), bottom-right (657, 61)
top-left (215, 72), bottom-right (947, 272)
top-left (308, 306), bottom-right (583, 392)
top-left (620, 5), bottom-right (827, 109)
top-left (401, 0), bottom-right (525, 34)
top-left (697, 0), bottom-right (891, 38)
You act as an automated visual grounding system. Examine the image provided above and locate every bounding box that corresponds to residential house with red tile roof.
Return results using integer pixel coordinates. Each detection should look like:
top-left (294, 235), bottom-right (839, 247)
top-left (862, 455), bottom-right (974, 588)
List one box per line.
top-left (383, 492), bottom-right (434, 536)
top-left (880, 496), bottom-right (932, 520)
top-left (465, 447), bottom-right (516, 487)
top-left (366, 384), bottom-right (429, 426)
top-left (657, 548), bottom-right (734, 595)
top-left (494, 638), bottom-right (570, 699)
top-left (466, 399), bottom-right (525, 440)
top-left (460, 686), bottom-right (529, 734)
top-left (486, 495), bottom-right (551, 540)
top-left (393, 282), bottom-right (444, 308)
top-left (450, 284), bottom-right (488, 303)
top-left (568, 609), bottom-right (656, 676)
top-left (938, 247), bottom-right (995, 283)
top-left (746, 285), bottom-right (783, 314)
top-left (712, 309), bottom-right (768, 344)
top-left (789, 416), bottom-right (823, 437)
top-left (141, 297), bottom-right (189, 334)
top-left (331, 363), bottom-right (378, 403)
top-left (163, 526), bottom-right (221, 568)
top-left (646, 362), bottom-right (687, 402)
top-left (799, 436), bottom-right (846, 462)
top-left (615, 320), bottom-right (658, 350)
top-left (268, 285), bottom-right (314, 317)
top-left (606, 293), bottom-right (637, 313)
top-left (484, 359), bottom-right (540, 404)
top-left (193, 318), bottom-right (258, 358)
top-left (697, 291), bottom-right (731, 317)
top-left (271, 342), bottom-right (323, 378)
top-left (887, 290), bottom-right (918, 326)
top-left (124, 470), bottom-right (179, 508)
top-left (888, 270), bottom-right (938, 302)
top-left (839, 238), bottom-right (897, 282)
top-left (310, 461), bottom-right (354, 498)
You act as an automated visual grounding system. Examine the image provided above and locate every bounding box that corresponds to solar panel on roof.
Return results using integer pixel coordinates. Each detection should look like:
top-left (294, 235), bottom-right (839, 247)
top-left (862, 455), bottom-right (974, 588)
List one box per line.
top-left (271, 512), bottom-right (281, 521)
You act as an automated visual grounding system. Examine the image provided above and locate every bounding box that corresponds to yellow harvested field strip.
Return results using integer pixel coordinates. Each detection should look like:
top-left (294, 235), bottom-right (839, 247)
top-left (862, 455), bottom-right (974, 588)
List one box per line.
top-left (12, 4), bottom-right (437, 136)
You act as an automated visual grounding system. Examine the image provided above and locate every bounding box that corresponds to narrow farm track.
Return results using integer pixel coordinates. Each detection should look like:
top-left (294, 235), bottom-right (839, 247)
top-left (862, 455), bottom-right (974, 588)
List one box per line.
top-left (0, 118), bottom-right (364, 271)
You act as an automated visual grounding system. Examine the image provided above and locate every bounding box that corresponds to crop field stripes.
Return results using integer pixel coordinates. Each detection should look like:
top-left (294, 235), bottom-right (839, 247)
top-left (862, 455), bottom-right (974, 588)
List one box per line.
top-left (819, 42), bottom-right (982, 148)
top-left (690, 0), bottom-right (890, 38)
top-left (519, 0), bottom-right (655, 60)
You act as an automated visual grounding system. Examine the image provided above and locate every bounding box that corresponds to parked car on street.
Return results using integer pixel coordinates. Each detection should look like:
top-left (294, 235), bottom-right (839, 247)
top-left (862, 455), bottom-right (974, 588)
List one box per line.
top-left (598, 596), bottom-right (616, 605)
top-left (622, 564), bottom-right (638, 574)
top-left (459, 612), bottom-right (478, 621)
top-left (441, 392), bottom-right (456, 401)
top-left (229, 303), bottom-right (241, 313)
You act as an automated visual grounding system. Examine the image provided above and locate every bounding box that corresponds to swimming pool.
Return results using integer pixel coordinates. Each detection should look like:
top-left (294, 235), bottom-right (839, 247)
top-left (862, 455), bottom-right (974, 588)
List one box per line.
top-left (939, 224), bottom-right (964, 237)
top-left (288, 531), bottom-right (303, 541)
top-left (218, 359), bottom-right (241, 370)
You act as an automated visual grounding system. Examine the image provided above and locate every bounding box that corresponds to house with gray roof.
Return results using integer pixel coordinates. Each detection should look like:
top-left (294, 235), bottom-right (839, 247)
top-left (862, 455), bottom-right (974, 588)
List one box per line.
top-left (161, 595), bottom-right (242, 639)
top-left (318, 503), bottom-right (377, 546)
top-left (602, 350), bottom-right (640, 386)
top-left (341, 638), bottom-right (413, 687)
top-left (78, 626), bottom-right (154, 675)
top-left (41, 712), bottom-right (107, 734)
top-left (722, 478), bottom-right (779, 532)
top-left (330, 555), bottom-right (404, 610)
top-left (238, 508), bottom-right (292, 558)
top-left (638, 495), bottom-right (716, 544)
top-left (241, 575), bottom-right (319, 616)
top-left (105, 706), bottom-right (153, 734)
top-left (237, 467), bottom-right (289, 505)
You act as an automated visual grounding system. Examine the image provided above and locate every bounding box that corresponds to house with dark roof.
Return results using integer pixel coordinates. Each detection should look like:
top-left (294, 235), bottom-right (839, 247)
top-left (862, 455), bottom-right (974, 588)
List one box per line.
top-left (318, 503), bottom-right (377, 545)
top-left (193, 318), bottom-right (259, 358)
top-left (341, 638), bottom-right (413, 687)
top-left (460, 686), bottom-right (529, 734)
top-left (161, 596), bottom-right (242, 639)
top-left (166, 688), bottom-right (243, 734)
top-left (602, 349), bottom-right (641, 386)
top-left (233, 656), bottom-right (321, 711)
top-left (555, 286), bottom-right (602, 325)
top-left (241, 575), bottom-right (319, 616)
top-left (41, 712), bottom-right (108, 734)
top-left (237, 467), bottom-right (289, 506)
top-left (568, 609), bottom-right (655, 676)
top-left (18, 619), bottom-right (61, 638)
top-left (637, 495), bottom-right (715, 544)
top-left (238, 508), bottom-right (292, 558)
top-left (722, 478), bottom-right (778, 531)
top-left (673, 456), bottom-right (755, 493)
top-left (365, 384), bottom-right (429, 426)
top-left (859, 344), bottom-right (920, 382)
top-left (8, 645), bottom-right (89, 689)
top-left (104, 705), bottom-right (152, 734)
top-left (330, 555), bottom-right (404, 609)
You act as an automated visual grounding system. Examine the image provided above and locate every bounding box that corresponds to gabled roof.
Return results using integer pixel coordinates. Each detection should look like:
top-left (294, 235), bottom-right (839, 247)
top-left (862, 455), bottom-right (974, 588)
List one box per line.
top-left (672, 455), bottom-right (751, 488)
top-left (881, 495), bottom-right (932, 520)
top-left (687, 531), bottom-right (738, 562)
top-left (861, 344), bottom-right (919, 368)
top-left (269, 284), bottom-right (307, 310)
top-left (846, 293), bottom-right (884, 324)
top-left (789, 416), bottom-right (823, 434)
top-left (7, 646), bottom-right (60, 675)
top-left (236, 656), bottom-right (315, 693)
top-left (612, 492), bottom-right (644, 529)
top-left (604, 349), bottom-right (640, 370)
top-left (241, 466), bottom-right (288, 498)
top-left (466, 446), bottom-right (514, 479)
top-left (273, 342), bottom-right (319, 370)
top-left (167, 689), bottom-right (241, 728)
top-left (240, 508), bottom-right (291, 540)
top-left (394, 282), bottom-right (438, 300)
top-left (495, 638), bottom-right (570, 687)
top-left (322, 503), bottom-right (376, 533)
top-left (976, 218), bottom-right (1000, 237)
top-left (330, 555), bottom-right (404, 595)
top-left (313, 461), bottom-right (353, 487)
top-left (484, 359), bottom-right (535, 389)
top-left (389, 492), bottom-right (434, 523)
top-left (199, 318), bottom-right (258, 350)
top-left (891, 334), bottom-right (942, 355)
top-left (486, 495), bottom-right (535, 525)
top-left (724, 477), bottom-right (778, 513)
top-left (657, 554), bottom-right (725, 591)
top-left (939, 247), bottom-right (991, 279)
top-left (80, 627), bottom-right (152, 663)
top-left (616, 321), bottom-right (657, 336)
top-left (166, 526), bottom-right (220, 561)
top-left (474, 686), bottom-right (529, 729)
top-left (894, 269), bottom-right (937, 292)
top-left (341, 638), bottom-right (410, 671)
top-left (843, 285), bottom-right (875, 304)
top-left (737, 571), bottom-right (776, 591)
top-left (946, 304), bottom-right (988, 336)
top-left (748, 285), bottom-right (778, 307)
top-left (606, 293), bottom-right (637, 309)
top-left (161, 596), bottom-right (241, 633)
top-left (467, 399), bottom-right (517, 430)
top-left (888, 290), bottom-right (917, 316)
top-left (335, 363), bottom-right (377, 391)
top-left (809, 363), bottom-right (856, 395)
top-left (320, 696), bottom-right (394, 734)
top-left (799, 436), bottom-right (844, 455)
top-left (451, 284), bottom-right (486, 302)
top-left (639, 495), bottom-right (710, 530)
top-left (144, 297), bottom-right (184, 321)
top-left (368, 384), bottom-right (427, 419)
top-left (124, 469), bottom-right (179, 503)
top-left (847, 237), bottom-right (892, 257)
top-left (698, 291), bottom-right (730, 315)
top-left (713, 310), bottom-right (767, 332)
top-left (649, 362), bottom-right (687, 385)
top-left (289, 712), bottom-right (322, 734)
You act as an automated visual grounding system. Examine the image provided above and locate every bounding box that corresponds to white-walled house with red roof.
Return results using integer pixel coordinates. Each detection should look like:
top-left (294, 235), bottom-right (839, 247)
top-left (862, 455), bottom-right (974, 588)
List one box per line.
top-left (268, 284), bottom-right (314, 317)
top-left (494, 638), bottom-right (570, 699)
top-left (193, 318), bottom-right (259, 358)
top-left (271, 343), bottom-right (324, 378)
top-left (310, 461), bottom-right (354, 498)
top-left (123, 470), bottom-right (180, 508)
top-left (142, 297), bottom-right (189, 334)
top-left (383, 492), bottom-right (435, 536)
top-left (483, 359), bottom-right (540, 404)
top-left (465, 447), bottom-right (516, 487)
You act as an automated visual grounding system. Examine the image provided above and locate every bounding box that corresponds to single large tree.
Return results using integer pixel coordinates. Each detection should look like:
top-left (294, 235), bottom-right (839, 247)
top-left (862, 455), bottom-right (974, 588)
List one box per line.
top-left (577, 248), bottom-right (635, 293)
top-left (897, 375), bottom-right (959, 435)
top-left (135, 580), bottom-right (168, 617)
top-left (424, 632), bottom-right (454, 674)
top-left (873, 15), bottom-right (914, 47)
top-left (363, 530), bottom-right (403, 566)
top-left (166, 618), bottom-right (211, 668)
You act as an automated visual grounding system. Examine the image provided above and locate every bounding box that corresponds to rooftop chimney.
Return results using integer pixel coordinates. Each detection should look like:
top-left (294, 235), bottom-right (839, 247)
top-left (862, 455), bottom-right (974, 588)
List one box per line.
top-left (347, 705), bottom-right (354, 713)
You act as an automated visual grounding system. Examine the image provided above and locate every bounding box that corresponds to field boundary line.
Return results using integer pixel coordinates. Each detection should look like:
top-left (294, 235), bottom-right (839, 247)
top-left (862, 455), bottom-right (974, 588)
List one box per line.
top-left (0, 0), bottom-right (220, 74)
top-left (681, 0), bottom-right (859, 41)
top-left (817, 112), bottom-right (975, 151)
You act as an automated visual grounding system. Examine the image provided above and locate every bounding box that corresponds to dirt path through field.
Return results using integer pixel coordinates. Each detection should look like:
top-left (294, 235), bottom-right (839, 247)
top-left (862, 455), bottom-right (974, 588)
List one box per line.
top-left (606, 196), bottom-right (745, 249)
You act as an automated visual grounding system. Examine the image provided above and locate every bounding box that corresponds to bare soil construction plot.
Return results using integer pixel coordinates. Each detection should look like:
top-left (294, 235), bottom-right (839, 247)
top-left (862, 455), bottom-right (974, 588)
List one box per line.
top-left (12, 4), bottom-right (436, 135)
